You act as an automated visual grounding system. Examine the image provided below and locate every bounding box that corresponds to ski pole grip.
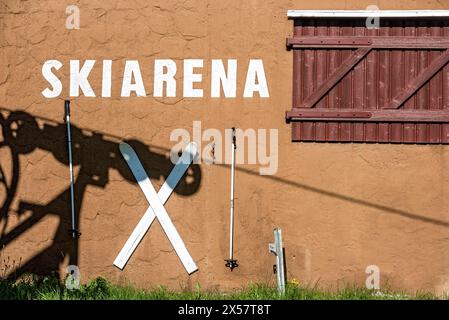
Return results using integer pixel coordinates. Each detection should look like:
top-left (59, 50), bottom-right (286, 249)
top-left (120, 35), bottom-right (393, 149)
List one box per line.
top-left (232, 127), bottom-right (236, 148)
top-left (64, 100), bottom-right (71, 119)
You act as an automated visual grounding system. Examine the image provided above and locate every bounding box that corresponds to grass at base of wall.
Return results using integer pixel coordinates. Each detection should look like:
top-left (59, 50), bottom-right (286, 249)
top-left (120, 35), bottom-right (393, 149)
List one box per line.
top-left (0, 275), bottom-right (445, 300)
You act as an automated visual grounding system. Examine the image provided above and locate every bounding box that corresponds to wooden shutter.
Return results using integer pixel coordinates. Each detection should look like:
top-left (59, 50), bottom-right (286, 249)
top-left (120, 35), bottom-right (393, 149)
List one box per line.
top-left (285, 11), bottom-right (449, 143)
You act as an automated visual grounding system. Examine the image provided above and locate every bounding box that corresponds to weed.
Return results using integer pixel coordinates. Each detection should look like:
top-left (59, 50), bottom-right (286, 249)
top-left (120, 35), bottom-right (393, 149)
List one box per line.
top-left (0, 276), bottom-right (447, 300)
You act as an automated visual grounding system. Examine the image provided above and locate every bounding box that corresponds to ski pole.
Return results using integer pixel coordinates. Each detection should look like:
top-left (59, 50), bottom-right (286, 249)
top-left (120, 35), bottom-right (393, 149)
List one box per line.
top-left (225, 127), bottom-right (238, 270)
top-left (64, 100), bottom-right (79, 238)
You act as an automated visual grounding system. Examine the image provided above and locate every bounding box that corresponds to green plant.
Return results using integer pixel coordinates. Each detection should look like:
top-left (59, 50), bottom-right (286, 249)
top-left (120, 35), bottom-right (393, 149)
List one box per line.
top-left (0, 275), bottom-right (447, 300)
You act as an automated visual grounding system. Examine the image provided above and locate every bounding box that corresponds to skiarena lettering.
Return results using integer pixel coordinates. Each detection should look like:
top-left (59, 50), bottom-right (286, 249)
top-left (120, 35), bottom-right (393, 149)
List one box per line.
top-left (41, 59), bottom-right (270, 99)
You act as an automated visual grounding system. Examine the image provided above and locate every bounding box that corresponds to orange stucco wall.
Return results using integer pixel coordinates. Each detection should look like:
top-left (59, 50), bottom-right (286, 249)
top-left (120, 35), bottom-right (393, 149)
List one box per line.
top-left (1, 0), bottom-right (449, 294)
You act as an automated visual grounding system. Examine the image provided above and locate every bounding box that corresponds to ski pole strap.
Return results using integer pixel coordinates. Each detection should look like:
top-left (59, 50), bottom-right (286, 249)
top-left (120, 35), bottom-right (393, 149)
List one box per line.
top-left (68, 228), bottom-right (81, 238)
top-left (64, 100), bottom-right (71, 120)
top-left (225, 259), bottom-right (238, 271)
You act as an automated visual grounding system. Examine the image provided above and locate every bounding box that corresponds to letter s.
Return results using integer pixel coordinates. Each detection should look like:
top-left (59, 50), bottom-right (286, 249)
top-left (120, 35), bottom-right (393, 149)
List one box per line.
top-left (42, 60), bottom-right (62, 98)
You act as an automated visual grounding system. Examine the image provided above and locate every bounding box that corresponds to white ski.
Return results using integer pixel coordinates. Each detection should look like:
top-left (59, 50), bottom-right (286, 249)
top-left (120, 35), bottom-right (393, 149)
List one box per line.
top-left (114, 142), bottom-right (198, 274)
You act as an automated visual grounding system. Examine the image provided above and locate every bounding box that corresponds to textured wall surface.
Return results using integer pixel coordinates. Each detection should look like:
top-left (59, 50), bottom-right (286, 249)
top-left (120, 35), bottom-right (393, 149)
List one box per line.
top-left (1, 0), bottom-right (449, 294)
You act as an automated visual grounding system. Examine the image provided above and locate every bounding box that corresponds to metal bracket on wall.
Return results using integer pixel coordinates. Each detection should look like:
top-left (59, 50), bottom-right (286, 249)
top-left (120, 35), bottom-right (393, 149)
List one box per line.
top-left (269, 228), bottom-right (286, 295)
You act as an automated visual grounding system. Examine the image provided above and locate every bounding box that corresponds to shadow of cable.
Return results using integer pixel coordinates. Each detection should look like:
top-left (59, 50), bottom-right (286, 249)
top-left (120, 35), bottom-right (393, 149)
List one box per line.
top-left (0, 108), bottom-right (202, 279)
top-left (217, 164), bottom-right (449, 229)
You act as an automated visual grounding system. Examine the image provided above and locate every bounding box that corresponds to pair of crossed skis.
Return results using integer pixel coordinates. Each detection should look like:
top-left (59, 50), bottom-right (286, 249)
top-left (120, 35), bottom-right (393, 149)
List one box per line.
top-left (113, 142), bottom-right (198, 274)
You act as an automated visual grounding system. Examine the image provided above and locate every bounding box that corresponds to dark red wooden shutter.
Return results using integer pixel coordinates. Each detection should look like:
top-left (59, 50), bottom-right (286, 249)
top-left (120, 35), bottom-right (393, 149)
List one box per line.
top-left (285, 15), bottom-right (449, 143)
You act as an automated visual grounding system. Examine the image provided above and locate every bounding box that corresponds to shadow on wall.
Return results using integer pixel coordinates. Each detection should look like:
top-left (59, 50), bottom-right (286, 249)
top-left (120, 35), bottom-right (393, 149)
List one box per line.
top-left (218, 168), bottom-right (449, 229)
top-left (0, 108), bottom-right (202, 279)
top-left (1, 108), bottom-right (448, 281)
